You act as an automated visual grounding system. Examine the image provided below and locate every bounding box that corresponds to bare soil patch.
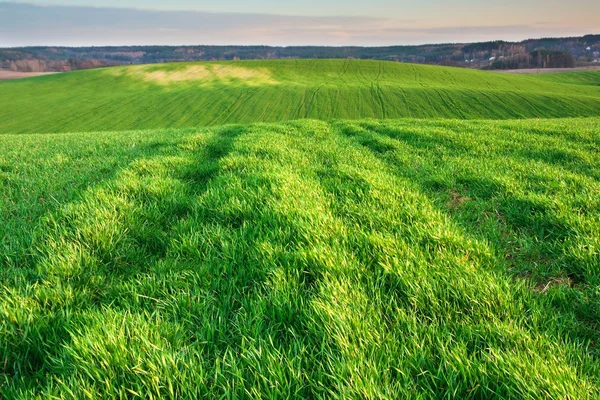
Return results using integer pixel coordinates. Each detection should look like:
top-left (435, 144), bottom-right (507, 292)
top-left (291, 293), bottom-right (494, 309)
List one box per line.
top-left (0, 71), bottom-right (58, 81)
top-left (495, 66), bottom-right (600, 74)
top-left (446, 189), bottom-right (471, 210)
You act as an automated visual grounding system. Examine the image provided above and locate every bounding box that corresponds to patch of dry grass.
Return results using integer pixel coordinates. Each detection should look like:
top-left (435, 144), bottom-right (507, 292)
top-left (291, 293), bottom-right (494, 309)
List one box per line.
top-left (144, 65), bottom-right (212, 82)
top-left (116, 64), bottom-right (278, 86)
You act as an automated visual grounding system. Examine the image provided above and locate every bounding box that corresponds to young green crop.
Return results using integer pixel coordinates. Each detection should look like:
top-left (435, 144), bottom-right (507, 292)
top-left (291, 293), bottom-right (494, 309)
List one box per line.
top-left (1, 117), bottom-right (598, 398)
top-left (1, 59), bottom-right (600, 134)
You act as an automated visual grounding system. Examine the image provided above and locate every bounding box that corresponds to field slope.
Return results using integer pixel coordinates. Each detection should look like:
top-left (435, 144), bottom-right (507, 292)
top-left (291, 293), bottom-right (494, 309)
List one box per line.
top-left (1, 59), bottom-right (600, 134)
top-left (1, 117), bottom-right (599, 398)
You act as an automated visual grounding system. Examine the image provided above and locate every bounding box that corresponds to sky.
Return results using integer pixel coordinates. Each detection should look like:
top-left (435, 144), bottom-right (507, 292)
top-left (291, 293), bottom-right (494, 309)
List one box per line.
top-left (0, 1), bottom-right (598, 47)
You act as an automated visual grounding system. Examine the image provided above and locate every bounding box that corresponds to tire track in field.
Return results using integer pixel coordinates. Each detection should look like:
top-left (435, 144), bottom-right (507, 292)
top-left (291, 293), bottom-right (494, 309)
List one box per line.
top-left (370, 61), bottom-right (387, 119)
top-left (510, 91), bottom-right (564, 118)
top-left (22, 74), bottom-right (134, 131)
top-left (296, 59), bottom-right (350, 118)
top-left (294, 59), bottom-right (329, 118)
top-left (511, 92), bottom-right (548, 117)
top-left (415, 88), bottom-right (437, 118)
top-left (369, 62), bottom-right (382, 117)
top-left (136, 90), bottom-right (196, 127)
top-left (137, 88), bottom-right (218, 128)
top-left (256, 85), bottom-right (294, 122)
top-left (396, 88), bottom-right (413, 118)
top-left (411, 64), bottom-right (428, 88)
top-left (51, 91), bottom-right (144, 132)
top-left (433, 88), bottom-right (467, 119)
top-left (208, 87), bottom-right (255, 125)
top-left (296, 63), bottom-right (340, 118)
top-left (476, 89), bottom-right (524, 119)
top-left (329, 60), bottom-right (353, 117)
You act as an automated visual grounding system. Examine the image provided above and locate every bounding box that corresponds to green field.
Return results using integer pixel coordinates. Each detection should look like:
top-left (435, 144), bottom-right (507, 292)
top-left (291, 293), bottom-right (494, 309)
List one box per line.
top-left (1, 60), bottom-right (600, 134)
top-left (1, 60), bottom-right (600, 398)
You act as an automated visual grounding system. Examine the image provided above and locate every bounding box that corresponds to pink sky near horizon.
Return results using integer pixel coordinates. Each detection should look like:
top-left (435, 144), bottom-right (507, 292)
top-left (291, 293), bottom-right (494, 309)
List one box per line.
top-left (1, 1), bottom-right (598, 47)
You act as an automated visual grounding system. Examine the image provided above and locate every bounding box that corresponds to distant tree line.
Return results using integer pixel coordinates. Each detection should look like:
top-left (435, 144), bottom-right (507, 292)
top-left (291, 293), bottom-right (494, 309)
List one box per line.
top-left (2, 58), bottom-right (113, 72)
top-left (1, 35), bottom-right (597, 72)
top-left (488, 50), bottom-right (575, 70)
top-left (531, 50), bottom-right (576, 68)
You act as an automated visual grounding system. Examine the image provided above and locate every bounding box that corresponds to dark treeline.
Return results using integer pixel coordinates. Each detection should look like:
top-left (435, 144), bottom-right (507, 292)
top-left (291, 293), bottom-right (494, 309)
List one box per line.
top-left (489, 50), bottom-right (576, 70)
top-left (1, 35), bottom-right (598, 72)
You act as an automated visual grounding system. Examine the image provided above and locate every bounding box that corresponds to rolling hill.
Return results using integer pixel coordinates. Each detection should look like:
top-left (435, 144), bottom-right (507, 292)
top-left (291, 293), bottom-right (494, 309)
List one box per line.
top-left (1, 60), bottom-right (599, 398)
top-left (1, 59), bottom-right (600, 134)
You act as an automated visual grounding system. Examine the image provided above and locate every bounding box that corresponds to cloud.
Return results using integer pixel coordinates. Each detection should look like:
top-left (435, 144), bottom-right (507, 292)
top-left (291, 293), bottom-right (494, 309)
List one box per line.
top-left (0, 2), bottom-right (596, 47)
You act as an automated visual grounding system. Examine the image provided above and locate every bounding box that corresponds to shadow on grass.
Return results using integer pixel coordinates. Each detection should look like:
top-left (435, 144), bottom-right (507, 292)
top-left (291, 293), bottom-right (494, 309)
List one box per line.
top-left (340, 122), bottom-right (599, 359)
top-left (1, 125), bottom-right (340, 398)
top-left (0, 133), bottom-right (197, 273)
top-left (1, 127), bottom-right (242, 384)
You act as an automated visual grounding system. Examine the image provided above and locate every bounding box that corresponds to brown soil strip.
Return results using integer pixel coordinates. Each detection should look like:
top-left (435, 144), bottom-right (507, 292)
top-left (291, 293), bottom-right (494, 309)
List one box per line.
top-left (0, 71), bottom-right (58, 81)
top-left (495, 66), bottom-right (600, 74)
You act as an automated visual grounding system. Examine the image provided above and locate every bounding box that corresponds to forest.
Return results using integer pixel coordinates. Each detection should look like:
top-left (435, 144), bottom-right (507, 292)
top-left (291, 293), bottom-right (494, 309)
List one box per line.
top-left (1, 35), bottom-right (598, 72)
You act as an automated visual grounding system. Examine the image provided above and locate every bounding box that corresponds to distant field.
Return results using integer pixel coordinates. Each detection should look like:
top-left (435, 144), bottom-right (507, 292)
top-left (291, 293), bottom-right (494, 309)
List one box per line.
top-left (0, 71), bottom-right (57, 81)
top-left (1, 59), bottom-right (600, 134)
top-left (1, 117), bottom-right (599, 398)
top-left (497, 66), bottom-right (600, 74)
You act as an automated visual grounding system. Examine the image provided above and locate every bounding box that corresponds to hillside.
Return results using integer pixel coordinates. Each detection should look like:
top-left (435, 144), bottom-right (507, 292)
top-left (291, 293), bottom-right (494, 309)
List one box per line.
top-left (1, 117), bottom-right (599, 398)
top-left (1, 60), bottom-right (600, 134)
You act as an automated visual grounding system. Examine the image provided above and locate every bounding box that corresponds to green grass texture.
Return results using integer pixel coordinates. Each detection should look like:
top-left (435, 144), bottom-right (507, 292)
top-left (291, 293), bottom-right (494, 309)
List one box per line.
top-left (1, 59), bottom-right (600, 134)
top-left (1, 117), bottom-right (599, 398)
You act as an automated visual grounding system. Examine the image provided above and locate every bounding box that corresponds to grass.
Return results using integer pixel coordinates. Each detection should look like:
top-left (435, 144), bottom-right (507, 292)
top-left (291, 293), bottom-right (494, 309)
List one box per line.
top-left (1, 117), bottom-right (599, 398)
top-left (1, 59), bottom-right (600, 134)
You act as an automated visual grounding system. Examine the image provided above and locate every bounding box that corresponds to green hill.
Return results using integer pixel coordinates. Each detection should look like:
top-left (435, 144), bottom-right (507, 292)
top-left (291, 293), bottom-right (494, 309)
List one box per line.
top-left (2, 59), bottom-right (599, 397)
top-left (1, 117), bottom-right (599, 398)
top-left (1, 59), bottom-right (600, 134)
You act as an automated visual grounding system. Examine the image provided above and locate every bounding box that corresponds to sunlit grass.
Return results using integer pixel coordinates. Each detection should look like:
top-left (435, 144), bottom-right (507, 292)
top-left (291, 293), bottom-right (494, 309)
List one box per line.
top-left (1, 117), bottom-right (599, 398)
top-left (1, 59), bottom-right (600, 134)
